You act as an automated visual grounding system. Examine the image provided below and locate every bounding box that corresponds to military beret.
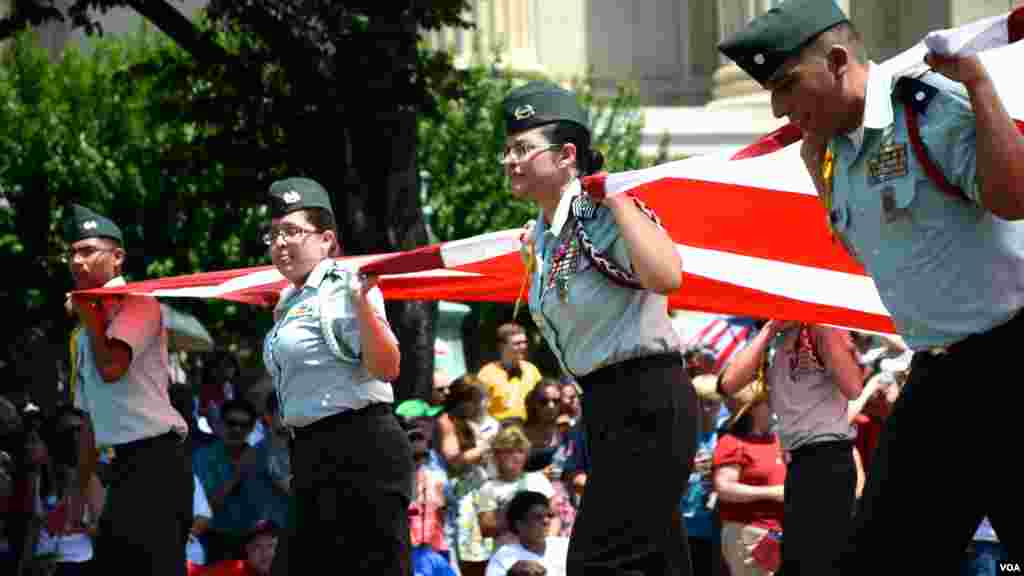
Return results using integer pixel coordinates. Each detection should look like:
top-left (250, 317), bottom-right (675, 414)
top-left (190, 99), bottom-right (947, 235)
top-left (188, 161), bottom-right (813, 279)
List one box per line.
top-left (718, 0), bottom-right (849, 86)
top-left (64, 203), bottom-right (123, 244)
top-left (502, 80), bottom-right (589, 135)
top-left (268, 177), bottom-right (334, 218)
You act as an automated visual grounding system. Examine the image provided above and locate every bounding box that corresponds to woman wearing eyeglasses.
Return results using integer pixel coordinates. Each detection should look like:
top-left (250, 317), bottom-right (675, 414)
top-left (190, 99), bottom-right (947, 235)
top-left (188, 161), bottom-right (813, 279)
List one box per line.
top-left (502, 82), bottom-right (697, 575)
top-left (261, 177), bottom-right (413, 575)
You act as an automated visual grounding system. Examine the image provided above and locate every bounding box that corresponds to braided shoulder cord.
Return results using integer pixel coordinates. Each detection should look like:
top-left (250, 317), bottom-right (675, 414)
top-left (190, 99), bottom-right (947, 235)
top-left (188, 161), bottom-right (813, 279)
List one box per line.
top-left (575, 194), bottom-right (666, 290)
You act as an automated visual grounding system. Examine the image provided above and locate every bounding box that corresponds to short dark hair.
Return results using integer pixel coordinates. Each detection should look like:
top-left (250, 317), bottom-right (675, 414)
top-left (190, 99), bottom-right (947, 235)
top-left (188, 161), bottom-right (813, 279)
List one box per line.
top-left (220, 399), bottom-right (257, 423)
top-left (539, 121), bottom-right (605, 176)
top-left (505, 490), bottom-right (550, 535)
top-left (304, 207), bottom-right (341, 256)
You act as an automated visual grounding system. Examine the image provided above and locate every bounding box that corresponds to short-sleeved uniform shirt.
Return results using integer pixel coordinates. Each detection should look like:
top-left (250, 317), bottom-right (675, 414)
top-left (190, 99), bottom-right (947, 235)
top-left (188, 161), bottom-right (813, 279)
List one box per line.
top-left (263, 259), bottom-right (395, 428)
top-left (528, 179), bottom-right (680, 377)
top-left (73, 276), bottom-right (188, 445)
top-left (828, 64), bottom-right (1024, 350)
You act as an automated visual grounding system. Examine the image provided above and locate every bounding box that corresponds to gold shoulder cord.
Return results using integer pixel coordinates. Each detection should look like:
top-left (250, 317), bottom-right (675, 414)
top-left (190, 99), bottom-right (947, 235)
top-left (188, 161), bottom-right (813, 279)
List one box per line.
top-left (821, 145), bottom-right (836, 238)
top-left (513, 240), bottom-right (536, 319)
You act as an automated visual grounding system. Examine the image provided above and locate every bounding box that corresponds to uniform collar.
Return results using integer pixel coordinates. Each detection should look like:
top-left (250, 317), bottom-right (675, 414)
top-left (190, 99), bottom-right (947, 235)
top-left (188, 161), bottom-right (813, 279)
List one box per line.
top-left (843, 62), bottom-right (894, 155)
top-left (104, 276), bottom-right (126, 288)
top-left (302, 258), bottom-right (336, 289)
top-left (860, 61), bottom-right (896, 131)
top-left (546, 178), bottom-right (582, 238)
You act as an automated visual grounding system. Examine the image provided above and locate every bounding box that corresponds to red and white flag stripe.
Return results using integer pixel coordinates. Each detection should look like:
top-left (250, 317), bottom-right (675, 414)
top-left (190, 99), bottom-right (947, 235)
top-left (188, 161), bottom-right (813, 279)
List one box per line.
top-left (77, 9), bottom-right (1024, 335)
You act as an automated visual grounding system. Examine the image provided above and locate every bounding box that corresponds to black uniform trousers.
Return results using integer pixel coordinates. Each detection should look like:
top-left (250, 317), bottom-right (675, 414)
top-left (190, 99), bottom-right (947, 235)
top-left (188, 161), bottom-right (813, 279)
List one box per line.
top-left (841, 312), bottom-right (1024, 574)
top-left (780, 439), bottom-right (855, 576)
top-left (277, 403), bottom-right (414, 575)
top-left (569, 353), bottom-right (699, 576)
top-left (93, 430), bottom-right (192, 576)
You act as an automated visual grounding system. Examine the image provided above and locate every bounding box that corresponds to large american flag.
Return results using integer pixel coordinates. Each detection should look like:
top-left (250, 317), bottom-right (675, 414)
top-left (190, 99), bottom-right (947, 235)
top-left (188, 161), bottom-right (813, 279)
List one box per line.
top-left (76, 9), bottom-right (1024, 336)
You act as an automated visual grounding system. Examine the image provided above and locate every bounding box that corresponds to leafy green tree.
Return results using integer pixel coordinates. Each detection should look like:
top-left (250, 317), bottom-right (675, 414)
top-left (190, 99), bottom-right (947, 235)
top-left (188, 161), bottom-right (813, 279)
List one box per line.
top-left (1, 2), bottom-right (472, 403)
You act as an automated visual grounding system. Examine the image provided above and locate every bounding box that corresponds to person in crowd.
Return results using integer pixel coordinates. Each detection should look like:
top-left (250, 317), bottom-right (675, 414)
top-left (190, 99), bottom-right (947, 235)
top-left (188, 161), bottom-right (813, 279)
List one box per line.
top-left (522, 381), bottom-right (574, 538)
top-left (186, 474), bottom-right (213, 571)
top-left (507, 79), bottom-right (697, 575)
top-left (485, 491), bottom-right (569, 576)
top-left (261, 177), bottom-right (411, 574)
top-left (202, 519), bottom-right (278, 576)
top-left (433, 370), bottom-right (453, 408)
top-left (436, 375), bottom-right (500, 576)
top-left (396, 399), bottom-right (456, 576)
top-left (713, 379), bottom-right (786, 576)
top-left (720, 320), bottom-right (862, 575)
top-left (199, 351), bottom-right (241, 437)
top-left (478, 425), bottom-right (556, 549)
top-left (35, 405), bottom-right (105, 576)
top-left (719, 0), bottom-right (1024, 569)
top-left (683, 375), bottom-right (727, 576)
top-left (62, 203), bottom-right (191, 576)
top-left (478, 323), bottom-right (543, 425)
top-left (193, 398), bottom-right (286, 563)
top-left (557, 382), bottom-right (581, 427)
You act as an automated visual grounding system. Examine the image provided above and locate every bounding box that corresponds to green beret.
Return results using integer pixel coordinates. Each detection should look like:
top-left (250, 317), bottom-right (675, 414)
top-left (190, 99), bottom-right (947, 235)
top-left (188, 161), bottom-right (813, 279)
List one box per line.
top-left (718, 0), bottom-right (849, 86)
top-left (502, 81), bottom-right (589, 135)
top-left (64, 203), bottom-right (123, 244)
top-left (268, 177), bottom-right (334, 218)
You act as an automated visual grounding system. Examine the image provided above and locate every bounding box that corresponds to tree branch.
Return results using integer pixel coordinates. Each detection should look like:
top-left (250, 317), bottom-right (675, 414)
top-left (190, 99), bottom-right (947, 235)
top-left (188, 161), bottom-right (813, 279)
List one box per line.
top-left (124, 0), bottom-right (233, 67)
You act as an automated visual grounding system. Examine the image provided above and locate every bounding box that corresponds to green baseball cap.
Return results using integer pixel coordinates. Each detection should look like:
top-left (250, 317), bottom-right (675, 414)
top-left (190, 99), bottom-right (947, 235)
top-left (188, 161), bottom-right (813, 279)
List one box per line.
top-left (502, 81), bottom-right (589, 135)
top-left (394, 399), bottom-right (444, 420)
top-left (268, 177), bottom-right (334, 218)
top-left (64, 203), bottom-right (123, 244)
top-left (718, 0), bottom-right (849, 87)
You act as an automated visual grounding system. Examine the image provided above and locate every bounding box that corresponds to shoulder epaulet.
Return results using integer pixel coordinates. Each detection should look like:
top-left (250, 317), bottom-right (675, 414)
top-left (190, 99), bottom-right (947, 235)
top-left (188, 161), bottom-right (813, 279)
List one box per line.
top-left (894, 76), bottom-right (941, 116)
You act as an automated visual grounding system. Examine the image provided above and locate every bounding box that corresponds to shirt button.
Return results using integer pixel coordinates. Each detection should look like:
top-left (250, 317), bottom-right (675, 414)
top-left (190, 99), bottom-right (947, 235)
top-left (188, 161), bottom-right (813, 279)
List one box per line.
top-left (915, 91), bottom-right (926, 102)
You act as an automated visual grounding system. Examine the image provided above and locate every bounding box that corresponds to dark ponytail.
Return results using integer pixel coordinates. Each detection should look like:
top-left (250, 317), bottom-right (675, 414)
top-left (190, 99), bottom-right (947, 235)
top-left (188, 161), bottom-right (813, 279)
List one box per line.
top-left (540, 122), bottom-right (603, 176)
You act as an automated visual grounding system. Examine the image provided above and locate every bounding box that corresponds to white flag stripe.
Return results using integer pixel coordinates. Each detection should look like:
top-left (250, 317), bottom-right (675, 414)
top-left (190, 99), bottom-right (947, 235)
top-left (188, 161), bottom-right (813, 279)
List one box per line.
top-left (679, 244), bottom-right (890, 316)
top-left (607, 142), bottom-right (817, 198)
top-left (925, 11), bottom-right (1010, 56)
top-left (440, 228), bottom-right (524, 268)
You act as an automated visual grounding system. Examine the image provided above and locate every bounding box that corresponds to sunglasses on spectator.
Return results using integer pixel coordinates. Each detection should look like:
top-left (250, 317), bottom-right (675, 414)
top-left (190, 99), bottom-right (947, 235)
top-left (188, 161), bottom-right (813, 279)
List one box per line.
top-left (225, 419), bottom-right (253, 429)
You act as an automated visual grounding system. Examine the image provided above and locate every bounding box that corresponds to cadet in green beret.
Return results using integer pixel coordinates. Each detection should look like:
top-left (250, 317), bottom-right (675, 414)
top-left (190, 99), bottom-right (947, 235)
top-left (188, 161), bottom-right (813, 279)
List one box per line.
top-left (261, 177), bottom-right (412, 575)
top-left (63, 203), bottom-right (191, 576)
top-left (501, 81), bottom-right (698, 575)
top-left (720, 1), bottom-right (1024, 573)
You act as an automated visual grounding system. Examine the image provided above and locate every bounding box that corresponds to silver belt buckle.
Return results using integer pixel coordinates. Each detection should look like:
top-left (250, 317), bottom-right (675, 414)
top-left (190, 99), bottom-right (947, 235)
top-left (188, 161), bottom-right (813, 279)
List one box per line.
top-left (927, 346), bottom-right (949, 356)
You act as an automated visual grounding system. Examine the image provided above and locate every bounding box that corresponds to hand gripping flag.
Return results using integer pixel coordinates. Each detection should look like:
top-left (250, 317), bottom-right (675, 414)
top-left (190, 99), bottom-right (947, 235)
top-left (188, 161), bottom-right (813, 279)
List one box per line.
top-left (76, 8), bottom-right (1024, 335)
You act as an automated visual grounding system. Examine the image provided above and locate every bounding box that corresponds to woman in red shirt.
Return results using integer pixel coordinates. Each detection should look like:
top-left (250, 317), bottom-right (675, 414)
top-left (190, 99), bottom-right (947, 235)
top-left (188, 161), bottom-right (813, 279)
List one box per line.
top-left (713, 380), bottom-right (786, 576)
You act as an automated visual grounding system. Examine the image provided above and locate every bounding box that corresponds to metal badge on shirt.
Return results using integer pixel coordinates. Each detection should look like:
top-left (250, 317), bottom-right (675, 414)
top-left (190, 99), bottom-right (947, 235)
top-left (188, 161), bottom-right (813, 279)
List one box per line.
top-left (866, 141), bottom-right (908, 187)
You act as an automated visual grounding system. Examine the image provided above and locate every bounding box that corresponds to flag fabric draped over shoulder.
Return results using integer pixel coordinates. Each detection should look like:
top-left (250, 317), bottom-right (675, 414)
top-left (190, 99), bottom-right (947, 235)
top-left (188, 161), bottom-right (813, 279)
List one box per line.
top-left (76, 9), bottom-right (1024, 336)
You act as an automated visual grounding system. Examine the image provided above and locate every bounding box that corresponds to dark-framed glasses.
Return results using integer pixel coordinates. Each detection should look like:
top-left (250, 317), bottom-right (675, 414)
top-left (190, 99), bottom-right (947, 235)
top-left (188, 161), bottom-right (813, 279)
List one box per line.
top-left (60, 246), bottom-right (115, 264)
top-left (263, 225), bottom-right (320, 246)
top-left (498, 142), bottom-right (562, 165)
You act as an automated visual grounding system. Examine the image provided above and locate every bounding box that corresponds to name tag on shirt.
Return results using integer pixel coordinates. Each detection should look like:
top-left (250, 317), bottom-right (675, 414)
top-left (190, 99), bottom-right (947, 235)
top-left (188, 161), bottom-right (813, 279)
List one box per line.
top-left (285, 303), bottom-right (315, 320)
top-left (867, 142), bottom-right (908, 187)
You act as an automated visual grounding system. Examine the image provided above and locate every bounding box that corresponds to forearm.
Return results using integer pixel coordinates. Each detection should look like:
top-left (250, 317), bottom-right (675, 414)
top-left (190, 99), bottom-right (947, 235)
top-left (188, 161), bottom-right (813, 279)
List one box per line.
top-left (716, 481), bottom-right (782, 504)
top-left (357, 299), bottom-right (400, 381)
top-left (604, 195), bottom-right (681, 293)
top-left (719, 325), bottom-right (772, 396)
top-left (816, 327), bottom-right (863, 400)
top-left (969, 73), bottom-right (1024, 219)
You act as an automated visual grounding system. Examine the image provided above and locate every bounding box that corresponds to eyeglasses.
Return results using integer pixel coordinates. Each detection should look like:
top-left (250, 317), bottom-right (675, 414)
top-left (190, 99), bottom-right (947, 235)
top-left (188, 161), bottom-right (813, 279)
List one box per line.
top-left (498, 142), bottom-right (562, 165)
top-left (263, 225), bottom-right (321, 246)
top-left (61, 246), bottom-right (115, 264)
top-left (225, 419), bottom-right (253, 429)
